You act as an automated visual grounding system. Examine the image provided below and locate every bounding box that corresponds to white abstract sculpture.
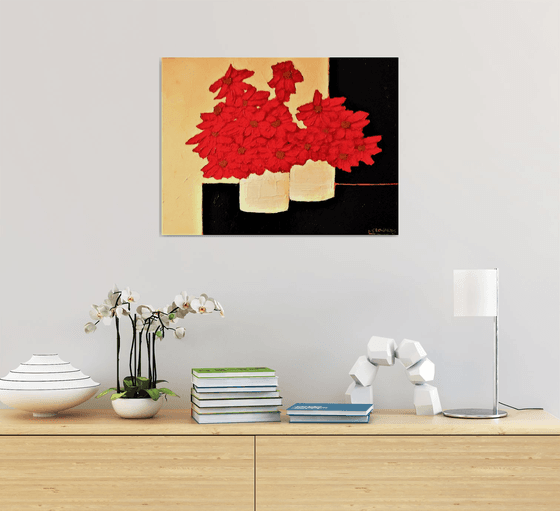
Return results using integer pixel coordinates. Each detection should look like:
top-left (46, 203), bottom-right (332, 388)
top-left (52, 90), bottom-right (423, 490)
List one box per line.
top-left (413, 383), bottom-right (442, 415)
top-left (406, 358), bottom-right (435, 384)
top-left (367, 336), bottom-right (397, 366)
top-left (395, 339), bottom-right (427, 368)
top-left (346, 337), bottom-right (441, 415)
top-left (349, 355), bottom-right (379, 386)
top-left (345, 381), bottom-right (375, 405)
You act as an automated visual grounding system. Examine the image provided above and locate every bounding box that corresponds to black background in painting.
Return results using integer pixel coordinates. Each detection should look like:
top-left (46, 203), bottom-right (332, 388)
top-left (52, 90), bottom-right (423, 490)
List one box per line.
top-left (329, 58), bottom-right (398, 185)
top-left (203, 184), bottom-right (398, 235)
top-left (202, 57), bottom-right (398, 235)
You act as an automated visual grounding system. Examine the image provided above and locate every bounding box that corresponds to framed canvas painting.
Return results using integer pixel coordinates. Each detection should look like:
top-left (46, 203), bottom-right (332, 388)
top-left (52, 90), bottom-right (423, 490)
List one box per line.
top-left (161, 57), bottom-right (398, 235)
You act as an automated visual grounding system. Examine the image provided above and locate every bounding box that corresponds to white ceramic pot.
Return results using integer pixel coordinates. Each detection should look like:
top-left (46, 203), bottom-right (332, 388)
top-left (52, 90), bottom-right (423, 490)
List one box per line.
top-left (239, 171), bottom-right (290, 213)
top-left (0, 354), bottom-right (100, 417)
top-left (111, 397), bottom-right (163, 419)
top-left (289, 160), bottom-right (336, 202)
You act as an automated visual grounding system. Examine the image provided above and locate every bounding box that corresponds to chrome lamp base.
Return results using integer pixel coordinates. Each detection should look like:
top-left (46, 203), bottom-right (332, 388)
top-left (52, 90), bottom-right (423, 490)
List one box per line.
top-left (443, 408), bottom-right (508, 419)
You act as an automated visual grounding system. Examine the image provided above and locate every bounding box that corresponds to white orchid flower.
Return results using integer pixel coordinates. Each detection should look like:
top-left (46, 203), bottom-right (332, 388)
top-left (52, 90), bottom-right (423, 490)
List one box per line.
top-left (174, 327), bottom-right (186, 339)
top-left (107, 284), bottom-right (122, 307)
top-left (161, 305), bottom-right (179, 327)
top-left (174, 291), bottom-right (196, 312)
top-left (84, 322), bottom-right (97, 334)
top-left (136, 305), bottom-right (155, 320)
top-left (172, 302), bottom-right (189, 319)
top-left (215, 301), bottom-right (225, 317)
top-left (190, 294), bottom-right (215, 314)
top-left (89, 304), bottom-right (111, 325)
top-left (121, 287), bottom-right (140, 306)
top-left (108, 304), bottom-right (129, 319)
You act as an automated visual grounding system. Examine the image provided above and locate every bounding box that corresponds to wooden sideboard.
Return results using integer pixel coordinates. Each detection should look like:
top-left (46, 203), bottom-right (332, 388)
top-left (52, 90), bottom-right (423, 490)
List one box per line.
top-left (1, 408), bottom-right (559, 510)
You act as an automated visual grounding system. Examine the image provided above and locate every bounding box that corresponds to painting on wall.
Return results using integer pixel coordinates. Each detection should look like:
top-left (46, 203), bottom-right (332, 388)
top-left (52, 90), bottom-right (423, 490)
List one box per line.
top-left (161, 58), bottom-right (398, 235)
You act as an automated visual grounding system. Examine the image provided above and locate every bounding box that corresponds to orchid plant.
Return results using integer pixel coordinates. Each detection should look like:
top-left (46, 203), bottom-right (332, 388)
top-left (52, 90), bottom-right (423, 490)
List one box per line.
top-left (85, 285), bottom-right (224, 401)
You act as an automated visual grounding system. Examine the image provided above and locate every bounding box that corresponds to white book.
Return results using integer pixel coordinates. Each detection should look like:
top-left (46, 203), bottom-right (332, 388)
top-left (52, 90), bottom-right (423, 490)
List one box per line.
top-left (192, 410), bottom-right (281, 424)
top-left (193, 385), bottom-right (278, 393)
top-left (192, 375), bottom-right (278, 387)
top-left (192, 403), bottom-right (280, 414)
top-left (192, 396), bottom-right (282, 408)
top-left (191, 389), bottom-right (280, 400)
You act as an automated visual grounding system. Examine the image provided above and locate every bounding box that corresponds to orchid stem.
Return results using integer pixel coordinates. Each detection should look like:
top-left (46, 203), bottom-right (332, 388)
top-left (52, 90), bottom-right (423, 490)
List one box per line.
top-left (116, 316), bottom-right (121, 393)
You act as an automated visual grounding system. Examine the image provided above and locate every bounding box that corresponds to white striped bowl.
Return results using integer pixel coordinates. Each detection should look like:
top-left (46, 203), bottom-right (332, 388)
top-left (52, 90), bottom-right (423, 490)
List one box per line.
top-left (0, 354), bottom-right (100, 417)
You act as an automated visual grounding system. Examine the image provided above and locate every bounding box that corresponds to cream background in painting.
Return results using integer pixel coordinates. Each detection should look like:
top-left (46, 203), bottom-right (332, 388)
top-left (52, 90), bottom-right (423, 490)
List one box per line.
top-left (162, 58), bottom-right (329, 235)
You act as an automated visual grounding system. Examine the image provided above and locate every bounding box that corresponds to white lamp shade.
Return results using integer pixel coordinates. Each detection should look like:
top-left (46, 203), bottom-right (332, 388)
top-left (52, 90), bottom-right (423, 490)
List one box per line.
top-left (454, 269), bottom-right (498, 317)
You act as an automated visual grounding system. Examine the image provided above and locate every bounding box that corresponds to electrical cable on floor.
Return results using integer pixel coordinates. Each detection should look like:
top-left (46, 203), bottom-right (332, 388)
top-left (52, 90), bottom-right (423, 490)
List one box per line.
top-left (499, 402), bottom-right (543, 411)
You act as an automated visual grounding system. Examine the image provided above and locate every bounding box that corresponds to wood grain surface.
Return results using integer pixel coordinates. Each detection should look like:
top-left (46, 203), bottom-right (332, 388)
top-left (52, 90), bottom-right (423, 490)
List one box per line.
top-left (0, 436), bottom-right (254, 511)
top-left (256, 435), bottom-right (560, 510)
top-left (1, 408), bottom-right (559, 436)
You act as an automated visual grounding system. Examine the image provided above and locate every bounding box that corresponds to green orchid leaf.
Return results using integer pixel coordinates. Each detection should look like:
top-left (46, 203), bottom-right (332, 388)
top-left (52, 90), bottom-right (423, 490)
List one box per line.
top-left (96, 388), bottom-right (117, 398)
top-left (123, 377), bottom-right (136, 389)
top-left (110, 392), bottom-right (127, 401)
top-left (158, 388), bottom-right (179, 398)
top-left (155, 380), bottom-right (168, 384)
top-left (146, 388), bottom-right (160, 401)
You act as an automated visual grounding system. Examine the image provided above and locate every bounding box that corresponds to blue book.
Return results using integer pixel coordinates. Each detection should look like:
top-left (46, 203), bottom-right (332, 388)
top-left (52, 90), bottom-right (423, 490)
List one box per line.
top-left (289, 415), bottom-right (370, 423)
top-left (286, 403), bottom-right (374, 416)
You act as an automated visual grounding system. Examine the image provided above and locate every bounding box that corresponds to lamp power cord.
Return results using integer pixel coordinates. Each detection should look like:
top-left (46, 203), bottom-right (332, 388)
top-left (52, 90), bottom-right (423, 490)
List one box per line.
top-left (499, 401), bottom-right (543, 411)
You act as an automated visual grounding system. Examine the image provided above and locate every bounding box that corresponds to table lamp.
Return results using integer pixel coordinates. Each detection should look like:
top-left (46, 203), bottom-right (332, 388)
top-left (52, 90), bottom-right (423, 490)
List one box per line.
top-left (443, 269), bottom-right (508, 419)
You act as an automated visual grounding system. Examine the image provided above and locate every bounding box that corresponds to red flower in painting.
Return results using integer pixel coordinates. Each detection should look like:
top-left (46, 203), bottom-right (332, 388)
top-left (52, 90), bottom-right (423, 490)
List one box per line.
top-left (260, 139), bottom-right (298, 173)
top-left (186, 112), bottom-right (233, 159)
top-left (202, 154), bottom-right (249, 180)
top-left (231, 106), bottom-right (267, 138)
top-left (260, 99), bottom-right (298, 139)
top-left (232, 86), bottom-right (270, 113)
top-left (230, 136), bottom-right (266, 176)
top-left (326, 141), bottom-right (360, 172)
top-left (209, 65), bottom-right (254, 101)
top-left (185, 130), bottom-right (232, 159)
top-left (296, 90), bottom-right (346, 128)
top-left (331, 110), bottom-right (370, 140)
top-left (199, 102), bottom-right (235, 124)
top-left (354, 135), bottom-right (382, 164)
top-left (268, 61), bottom-right (304, 103)
top-left (289, 128), bottom-right (326, 165)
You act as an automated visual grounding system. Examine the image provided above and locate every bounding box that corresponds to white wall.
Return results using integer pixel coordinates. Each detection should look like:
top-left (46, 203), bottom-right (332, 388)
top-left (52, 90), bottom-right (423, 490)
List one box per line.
top-left (1, 0), bottom-right (558, 416)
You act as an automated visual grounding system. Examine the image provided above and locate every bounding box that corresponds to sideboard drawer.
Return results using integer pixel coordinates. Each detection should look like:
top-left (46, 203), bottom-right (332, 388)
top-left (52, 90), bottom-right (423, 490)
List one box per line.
top-left (0, 436), bottom-right (254, 511)
top-left (256, 435), bottom-right (560, 511)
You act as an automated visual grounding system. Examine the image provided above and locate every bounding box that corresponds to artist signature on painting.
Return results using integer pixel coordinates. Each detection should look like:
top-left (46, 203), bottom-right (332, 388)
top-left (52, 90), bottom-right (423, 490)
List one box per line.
top-left (368, 228), bottom-right (397, 235)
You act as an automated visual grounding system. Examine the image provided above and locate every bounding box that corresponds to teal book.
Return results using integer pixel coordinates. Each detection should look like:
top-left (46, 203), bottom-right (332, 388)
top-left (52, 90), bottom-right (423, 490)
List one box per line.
top-left (287, 403), bottom-right (373, 416)
top-left (289, 415), bottom-right (370, 423)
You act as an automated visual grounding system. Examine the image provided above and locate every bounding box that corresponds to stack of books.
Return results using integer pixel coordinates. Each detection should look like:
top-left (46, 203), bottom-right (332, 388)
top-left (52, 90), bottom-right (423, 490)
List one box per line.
top-left (191, 367), bottom-right (282, 424)
top-left (286, 403), bottom-right (374, 423)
